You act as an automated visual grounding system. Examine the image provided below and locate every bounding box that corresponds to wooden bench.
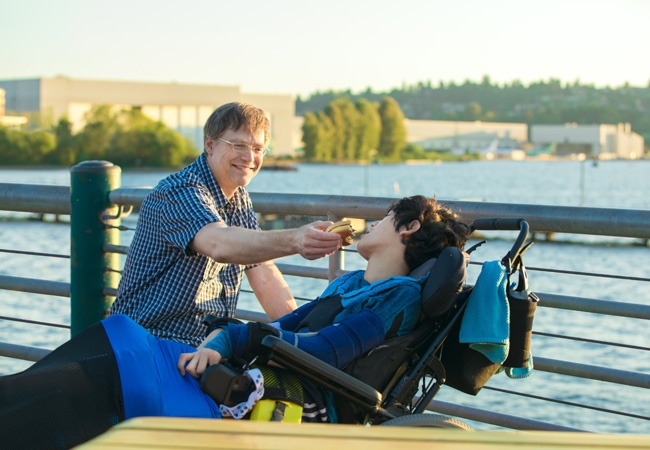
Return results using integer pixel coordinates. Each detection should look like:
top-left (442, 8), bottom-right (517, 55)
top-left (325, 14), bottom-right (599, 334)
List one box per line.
top-left (76, 417), bottom-right (650, 449)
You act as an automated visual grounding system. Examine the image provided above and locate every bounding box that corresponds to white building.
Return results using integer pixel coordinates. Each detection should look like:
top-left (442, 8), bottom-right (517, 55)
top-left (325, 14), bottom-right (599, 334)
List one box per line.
top-left (530, 123), bottom-right (644, 159)
top-left (404, 119), bottom-right (528, 153)
top-left (0, 88), bottom-right (28, 128)
top-left (0, 77), bottom-right (295, 155)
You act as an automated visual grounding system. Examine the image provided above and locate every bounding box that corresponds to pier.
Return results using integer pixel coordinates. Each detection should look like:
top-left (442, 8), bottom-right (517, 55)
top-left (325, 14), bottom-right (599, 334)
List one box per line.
top-left (0, 160), bottom-right (649, 437)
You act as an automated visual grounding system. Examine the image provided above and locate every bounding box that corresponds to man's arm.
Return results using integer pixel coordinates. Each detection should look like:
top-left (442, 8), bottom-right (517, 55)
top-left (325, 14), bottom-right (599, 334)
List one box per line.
top-left (190, 220), bottom-right (342, 264)
top-left (246, 261), bottom-right (298, 321)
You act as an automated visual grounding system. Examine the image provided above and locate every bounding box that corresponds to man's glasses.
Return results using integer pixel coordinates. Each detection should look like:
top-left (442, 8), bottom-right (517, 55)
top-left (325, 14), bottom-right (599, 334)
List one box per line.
top-left (217, 138), bottom-right (268, 156)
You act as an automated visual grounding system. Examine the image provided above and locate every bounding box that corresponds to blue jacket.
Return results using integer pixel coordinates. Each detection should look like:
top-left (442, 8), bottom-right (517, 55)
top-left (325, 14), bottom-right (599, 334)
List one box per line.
top-left (207, 270), bottom-right (423, 369)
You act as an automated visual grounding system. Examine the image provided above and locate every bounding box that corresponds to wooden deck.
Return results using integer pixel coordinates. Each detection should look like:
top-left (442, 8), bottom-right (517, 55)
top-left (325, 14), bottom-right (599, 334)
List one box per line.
top-left (76, 417), bottom-right (650, 450)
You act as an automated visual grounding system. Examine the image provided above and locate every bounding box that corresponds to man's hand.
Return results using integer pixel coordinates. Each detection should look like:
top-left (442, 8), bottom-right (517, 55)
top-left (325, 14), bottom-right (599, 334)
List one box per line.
top-left (178, 347), bottom-right (222, 378)
top-left (296, 221), bottom-right (343, 260)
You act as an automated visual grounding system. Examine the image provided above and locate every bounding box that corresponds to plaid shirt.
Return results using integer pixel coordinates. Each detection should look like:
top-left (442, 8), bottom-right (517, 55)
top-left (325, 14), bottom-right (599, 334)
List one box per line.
top-left (110, 154), bottom-right (259, 346)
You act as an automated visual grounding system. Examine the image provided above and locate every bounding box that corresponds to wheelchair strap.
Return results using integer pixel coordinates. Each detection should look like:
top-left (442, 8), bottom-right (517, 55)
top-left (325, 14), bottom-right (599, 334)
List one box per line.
top-left (257, 365), bottom-right (304, 405)
top-left (295, 294), bottom-right (343, 332)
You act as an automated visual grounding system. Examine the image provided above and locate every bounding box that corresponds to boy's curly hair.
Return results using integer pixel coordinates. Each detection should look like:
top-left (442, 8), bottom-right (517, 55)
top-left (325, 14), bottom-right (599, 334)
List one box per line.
top-left (388, 195), bottom-right (470, 271)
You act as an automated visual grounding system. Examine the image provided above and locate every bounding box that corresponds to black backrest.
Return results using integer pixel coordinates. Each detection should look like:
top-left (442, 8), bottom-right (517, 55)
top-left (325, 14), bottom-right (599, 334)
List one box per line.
top-left (410, 246), bottom-right (468, 319)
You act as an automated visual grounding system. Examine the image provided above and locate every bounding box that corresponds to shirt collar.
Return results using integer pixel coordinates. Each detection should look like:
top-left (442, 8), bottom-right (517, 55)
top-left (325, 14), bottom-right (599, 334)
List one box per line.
top-left (196, 153), bottom-right (247, 212)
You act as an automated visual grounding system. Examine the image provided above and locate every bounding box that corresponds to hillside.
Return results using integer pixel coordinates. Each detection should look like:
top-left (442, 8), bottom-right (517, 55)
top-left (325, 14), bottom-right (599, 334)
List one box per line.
top-left (296, 77), bottom-right (650, 144)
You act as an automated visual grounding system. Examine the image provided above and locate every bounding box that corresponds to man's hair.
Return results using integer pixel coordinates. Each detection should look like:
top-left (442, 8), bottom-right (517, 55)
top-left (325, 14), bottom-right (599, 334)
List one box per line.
top-left (203, 102), bottom-right (271, 150)
top-left (388, 195), bottom-right (470, 271)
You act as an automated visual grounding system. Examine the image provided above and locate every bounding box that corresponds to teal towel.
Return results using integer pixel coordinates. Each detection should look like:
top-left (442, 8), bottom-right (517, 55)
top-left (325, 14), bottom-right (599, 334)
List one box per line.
top-left (459, 260), bottom-right (510, 364)
top-left (504, 354), bottom-right (534, 378)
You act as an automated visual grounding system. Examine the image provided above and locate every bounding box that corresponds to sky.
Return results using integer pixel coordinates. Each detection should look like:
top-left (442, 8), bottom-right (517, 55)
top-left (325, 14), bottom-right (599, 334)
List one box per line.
top-left (1, 0), bottom-right (649, 98)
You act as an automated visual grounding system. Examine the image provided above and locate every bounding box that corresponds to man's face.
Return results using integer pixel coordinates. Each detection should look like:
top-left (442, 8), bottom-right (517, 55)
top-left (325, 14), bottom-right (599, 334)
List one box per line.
top-left (204, 127), bottom-right (266, 198)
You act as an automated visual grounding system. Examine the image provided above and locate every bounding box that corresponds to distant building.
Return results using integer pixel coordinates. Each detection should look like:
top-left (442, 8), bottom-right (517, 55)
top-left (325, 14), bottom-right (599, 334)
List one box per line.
top-left (405, 119), bottom-right (529, 160)
top-left (404, 119), bottom-right (528, 154)
top-left (291, 116), bottom-right (529, 157)
top-left (0, 77), bottom-right (295, 155)
top-left (530, 123), bottom-right (644, 159)
top-left (0, 88), bottom-right (28, 128)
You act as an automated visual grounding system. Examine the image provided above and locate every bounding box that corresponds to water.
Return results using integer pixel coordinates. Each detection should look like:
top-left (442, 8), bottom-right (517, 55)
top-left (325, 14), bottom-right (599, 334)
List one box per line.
top-left (0, 159), bottom-right (649, 433)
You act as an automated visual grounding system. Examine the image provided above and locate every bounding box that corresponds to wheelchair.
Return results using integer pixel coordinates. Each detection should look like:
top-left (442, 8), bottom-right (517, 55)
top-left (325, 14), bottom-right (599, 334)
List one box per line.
top-left (258, 218), bottom-right (537, 429)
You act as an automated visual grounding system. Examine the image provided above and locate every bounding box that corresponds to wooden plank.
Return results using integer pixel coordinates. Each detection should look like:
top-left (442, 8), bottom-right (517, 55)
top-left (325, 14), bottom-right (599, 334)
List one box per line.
top-left (76, 417), bottom-right (650, 450)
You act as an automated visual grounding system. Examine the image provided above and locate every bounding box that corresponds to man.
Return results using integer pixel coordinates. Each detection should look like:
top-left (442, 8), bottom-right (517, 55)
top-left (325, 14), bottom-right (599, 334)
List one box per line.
top-left (110, 102), bottom-right (342, 347)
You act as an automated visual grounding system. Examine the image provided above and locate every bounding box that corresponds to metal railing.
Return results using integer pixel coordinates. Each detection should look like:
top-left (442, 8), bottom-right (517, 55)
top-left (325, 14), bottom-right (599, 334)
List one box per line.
top-left (0, 160), bottom-right (649, 433)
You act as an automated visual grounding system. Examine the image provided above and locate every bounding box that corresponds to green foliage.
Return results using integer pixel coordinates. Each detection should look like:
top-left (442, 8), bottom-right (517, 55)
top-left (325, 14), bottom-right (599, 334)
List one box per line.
top-left (356, 99), bottom-right (381, 160)
top-left (323, 99), bottom-right (350, 160)
top-left (47, 117), bottom-right (77, 165)
top-left (296, 77), bottom-right (650, 147)
top-left (0, 106), bottom-right (199, 168)
top-left (302, 96), bottom-right (412, 163)
top-left (302, 111), bottom-right (335, 162)
top-left (108, 109), bottom-right (196, 168)
top-left (400, 143), bottom-right (428, 160)
top-left (0, 125), bottom-right (55, 165)
top-left (400, 143), bottom-right (480, 162)
top-left (76, 105), bottom-right (119, 161)
top-left (378, 97), bottom-right (407, 161)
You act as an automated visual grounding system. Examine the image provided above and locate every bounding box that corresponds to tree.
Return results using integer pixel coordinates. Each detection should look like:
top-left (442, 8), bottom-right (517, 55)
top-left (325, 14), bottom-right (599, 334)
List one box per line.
top-left (76, 105), bottom-right (119, 161)
top-left (0, 127), bottom-right (21, 163)
top-left (46, 117), bottom-right (78, 165)
top-left (108, 109), bottom-right (197, 167)
top-left (301, 112), bottom-right (320, 161)
top-left (355, 99), bottom-right (381, 160)
top-left (0, 106), bottom-right (198, 168)
top-left (316, 111), bottom-right (336, 162)
top-left (25, 129), bottom-right (56, 164)
top-left (0, 126), bottom-right (55, 165)
top-left (377, 97), bottom-right (407, 161)
top-left (337, 99), bottom-right (361, 161)
top-left (323, 99), bottom-right (349, 160)
top-left (462, 102), bottom-right (483, 121)
top-left (301, 111), bottom-right (336, 162)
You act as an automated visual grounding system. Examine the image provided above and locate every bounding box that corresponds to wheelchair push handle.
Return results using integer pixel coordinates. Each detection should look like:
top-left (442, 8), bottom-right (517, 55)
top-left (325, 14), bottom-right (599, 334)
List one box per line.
top-left (470, 218), bottom-right (530, 273)
top-left (471, 217), bottom-right (527, 232)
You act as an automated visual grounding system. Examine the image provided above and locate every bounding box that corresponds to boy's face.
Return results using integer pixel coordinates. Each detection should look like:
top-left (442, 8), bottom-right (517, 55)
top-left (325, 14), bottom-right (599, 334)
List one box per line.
top-left (357, 212), bottom-right (401, 260)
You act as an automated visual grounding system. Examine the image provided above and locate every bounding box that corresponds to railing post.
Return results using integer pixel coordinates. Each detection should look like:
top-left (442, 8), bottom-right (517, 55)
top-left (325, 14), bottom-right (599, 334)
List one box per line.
top-left (70, 161), bottom-right (121, 337)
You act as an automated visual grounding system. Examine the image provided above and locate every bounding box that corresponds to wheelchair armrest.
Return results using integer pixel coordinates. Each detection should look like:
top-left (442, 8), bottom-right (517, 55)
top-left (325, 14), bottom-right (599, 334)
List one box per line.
top-left (260, 335), bottom-right (382, 411)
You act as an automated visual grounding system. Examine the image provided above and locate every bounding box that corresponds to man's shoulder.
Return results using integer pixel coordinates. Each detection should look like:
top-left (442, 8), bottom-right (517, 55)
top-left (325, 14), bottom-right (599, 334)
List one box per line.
top-left (145, 164), bottom-right (211, 205)
top-left (159, 163), bottom-right (205, 190)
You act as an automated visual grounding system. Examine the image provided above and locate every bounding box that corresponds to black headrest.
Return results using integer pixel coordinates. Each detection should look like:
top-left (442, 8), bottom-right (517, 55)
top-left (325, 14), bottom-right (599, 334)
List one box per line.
top-left (409, 247), bottom-right (468, 318)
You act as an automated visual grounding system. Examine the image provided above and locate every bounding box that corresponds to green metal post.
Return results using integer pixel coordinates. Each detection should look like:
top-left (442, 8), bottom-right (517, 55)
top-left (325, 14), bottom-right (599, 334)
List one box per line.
top-left (70, 161), bottom-right (121, 337)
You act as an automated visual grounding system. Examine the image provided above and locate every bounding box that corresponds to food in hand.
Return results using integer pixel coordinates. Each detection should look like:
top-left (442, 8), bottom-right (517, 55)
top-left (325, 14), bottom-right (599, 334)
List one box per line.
top-left (326, 220), bottom-right (355, 246)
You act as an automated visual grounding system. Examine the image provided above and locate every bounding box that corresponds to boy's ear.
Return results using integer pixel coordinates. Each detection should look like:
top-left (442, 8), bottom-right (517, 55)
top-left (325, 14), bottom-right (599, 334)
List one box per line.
top-left (400, 220), bottom-right (421, 237)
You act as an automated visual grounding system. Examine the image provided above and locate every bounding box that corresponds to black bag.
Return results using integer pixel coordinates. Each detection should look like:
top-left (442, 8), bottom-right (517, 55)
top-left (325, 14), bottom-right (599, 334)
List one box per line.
top-left (503, 265), bottom-right (539, 368)
top-left (439, 299), bottom-right (501, 396)
top-left (440, 265), bottom-right (539, 395)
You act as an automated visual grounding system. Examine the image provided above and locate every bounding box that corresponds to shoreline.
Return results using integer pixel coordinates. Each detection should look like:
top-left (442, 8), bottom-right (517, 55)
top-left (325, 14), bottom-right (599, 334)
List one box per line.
top-left (1, 157), bottom-right (649, 171)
